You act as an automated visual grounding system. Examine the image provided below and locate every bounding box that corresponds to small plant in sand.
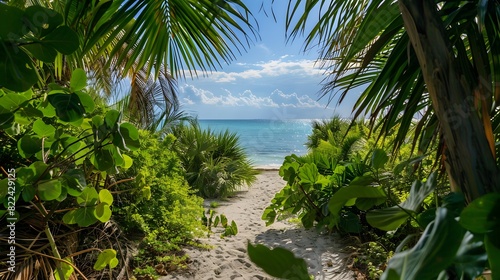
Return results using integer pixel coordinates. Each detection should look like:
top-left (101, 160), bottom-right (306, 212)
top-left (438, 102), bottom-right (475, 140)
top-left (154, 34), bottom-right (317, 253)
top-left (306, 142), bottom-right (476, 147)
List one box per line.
top-left (202, 210), bottom-right (239, 238)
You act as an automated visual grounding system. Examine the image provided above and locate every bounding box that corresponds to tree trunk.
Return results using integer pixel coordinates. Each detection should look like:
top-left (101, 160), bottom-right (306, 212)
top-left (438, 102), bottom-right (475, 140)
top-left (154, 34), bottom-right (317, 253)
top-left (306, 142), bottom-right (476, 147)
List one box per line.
top-left (398, 0), bottom-right (500, 202)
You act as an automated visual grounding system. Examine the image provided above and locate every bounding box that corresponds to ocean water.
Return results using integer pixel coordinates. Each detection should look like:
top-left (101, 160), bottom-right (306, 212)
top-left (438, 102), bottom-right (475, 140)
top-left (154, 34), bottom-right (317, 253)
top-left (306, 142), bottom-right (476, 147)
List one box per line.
top-left (198, 119), bottom-right (313, 168)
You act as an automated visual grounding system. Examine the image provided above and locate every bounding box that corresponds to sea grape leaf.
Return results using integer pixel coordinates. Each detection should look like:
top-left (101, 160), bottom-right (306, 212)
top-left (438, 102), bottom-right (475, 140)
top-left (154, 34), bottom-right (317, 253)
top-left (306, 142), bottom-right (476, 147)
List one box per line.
top-left (38, 179), bottom-right (62, 201)
top-left (94, 203), bottom-right (111, 222)
top-left (23, 6), bottom-right (63, 35)
top-left (113, 122), bottom-right (140, 151)
top-left (98, 189), bottom-right (113, 205)
top-left (94, 249), bottom-right (119, 270)
top-left (70, 68), bottom-right (87, 92)
top-left (17, 135), bottom-right (42, 158)
top-left (62, 169), bottom-right (86, 196)
top-left (76, 187), bottom-right (98, 206)
top-left (0, 45), bottom-right (38, 91)
top-left (104, 110), bottom-right (120, 129)
top-left (41, 26), bottom-right (79, 55)
top-left (62, 207), bottom-right (98, 227)
top-left (381, 208), bottom-right (465, 280)
top-left (53, 258), bottom-right (74, 280)
top-left (75, 91), bottom-right (95, 113)
top-left (47, 93), bottom-right (86, 122)
top-left (122, 154), bottom-right (133, 169)
top-left (91, 148), bottom-right (115, 171)
top-left (0, 4), bottom-right (26, 38)
top-left (33, 119), bottom-right (56, 137)
top-left (22, 43), bottom-right (57, 63)
top-left (247, 242), bottom-right (309, 279)
top-left (22, 185), bottom-right (36, 202)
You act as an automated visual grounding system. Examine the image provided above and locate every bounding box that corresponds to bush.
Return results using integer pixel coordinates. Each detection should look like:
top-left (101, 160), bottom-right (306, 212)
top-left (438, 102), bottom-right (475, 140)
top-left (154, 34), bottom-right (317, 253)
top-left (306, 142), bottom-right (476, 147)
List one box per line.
top-left (113, 130), bottom-right (204, 276)
top-left (171, 122), bottom-right (258, 198)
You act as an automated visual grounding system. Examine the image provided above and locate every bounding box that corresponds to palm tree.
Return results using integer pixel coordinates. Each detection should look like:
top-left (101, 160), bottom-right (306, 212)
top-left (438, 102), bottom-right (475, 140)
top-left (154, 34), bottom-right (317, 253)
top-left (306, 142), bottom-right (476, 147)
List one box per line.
top-left (14, 0), bottom-right (257, 128)
top-left (281, 0), bottom-right (500, 202)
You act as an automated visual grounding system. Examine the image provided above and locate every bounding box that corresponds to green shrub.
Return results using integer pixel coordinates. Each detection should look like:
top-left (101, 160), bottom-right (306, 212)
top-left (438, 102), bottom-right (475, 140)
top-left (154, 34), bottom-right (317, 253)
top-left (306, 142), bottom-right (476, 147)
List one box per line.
top-left (171, 122), bottom-right (258, 198)
top-left (113, 130), bottom-right (204, 276)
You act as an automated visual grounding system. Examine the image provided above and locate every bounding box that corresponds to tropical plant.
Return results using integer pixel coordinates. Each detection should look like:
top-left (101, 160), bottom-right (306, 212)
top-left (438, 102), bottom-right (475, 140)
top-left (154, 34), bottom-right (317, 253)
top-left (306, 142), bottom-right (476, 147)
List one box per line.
top-left (171, 122), bottom-right (258, 198)
top-left (2, 0), bottom-right (257, 128)
top-left (112, 130), bottom-right (204, 277)
top-left (0, 67), bottom-right (137, 278)
top-left (250, 1), bottom-right (500, 278)
top-left (281, 0), bottom-right (500, 202)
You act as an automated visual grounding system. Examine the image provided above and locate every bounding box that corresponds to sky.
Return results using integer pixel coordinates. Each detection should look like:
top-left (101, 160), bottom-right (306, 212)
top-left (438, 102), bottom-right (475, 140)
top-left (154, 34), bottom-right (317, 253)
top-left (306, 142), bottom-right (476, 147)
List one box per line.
top-left (177, 1), bottom-right (360, 120)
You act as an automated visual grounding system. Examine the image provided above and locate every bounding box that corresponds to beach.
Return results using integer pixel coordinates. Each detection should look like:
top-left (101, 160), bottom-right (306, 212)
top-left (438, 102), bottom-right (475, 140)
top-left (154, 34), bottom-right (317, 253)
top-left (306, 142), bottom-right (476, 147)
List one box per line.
top-left (160, 171), bottom-right (353, 280)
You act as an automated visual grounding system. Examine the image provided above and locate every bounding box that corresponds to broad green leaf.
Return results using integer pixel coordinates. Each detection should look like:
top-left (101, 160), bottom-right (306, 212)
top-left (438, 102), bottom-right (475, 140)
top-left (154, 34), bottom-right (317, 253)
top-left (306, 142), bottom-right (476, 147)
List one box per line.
top-left (22, 185), bottom-right (36, 202)
top-left (99, 189), bottom-right (113, 205)
top-left (262, 207), bottom-right (277, 226)
top-left (70, 69), bottom-right (87, 92)
top-left (22, 43), bottom-right (57, 63)
top-left (367, 173), bottom-right (437, 231)
top-left (300, 210), bottom-right (316, 229)
top-left (485, 234), bottom-right (500, 280)
top-left (0, 46), bottom-right (38, 91)
top-left (33, 119), bottom-right (56, 137)
top-left (0, 179), bottom-right (9, 201)
top-left (41, 26), bottom-right (79, 55)
top-left (371, 149), bottom-right (389, 170)
top-left (328, 185), bottom-right (386, 225)
top-left (47, 93), bottom-right (86, 122)
top-left (62, 169), bottom-right (86, 196)
top-left (367, 206), bottom-right (415, 231)
top-left (460, 193), bottom-right (500, 233)
top-left (17, 135), bottom-right (42, 158)
top-left (62, 207), bottom-right (98, 227)
top-left (451, 232), bottom-right (487, 279)
top-left (355, 197), bottom-right (386, 211)
top-left (94, 203), bottom-right (111, 222)
top-left (298, 163), bottom-right (318, 185)
top-left (75, 91), bottom-right (95, 113)
top-left (247, 242), bottom-right (309, 279)
top-left (381, 208), bottom-right (465, 280)
top-left (38, 179), bottom-right (62, 201)
top-left (122, 154), bottom-right (133, 169)
top-left (339, 211), bottom-right (362, 233)
top-left (220, 214), bottom-right (228, 228)
top-left (113, 123), bottom-right (140, 151)
top-left (0, 92), bottom-right (29, 111)
top-left (104, 110), bottom-right (120, 129)
top-left (91, 148), bottom-right (115, 171)
top-left (94, 249), bottom-right (119, 270)
top-left (76, 187), bottom-right (99, 206)
top-left (0, 4), bottom-right (26, 38)
top-left (23, 6), bottom-right (63, 35)
top-left (53, 258), bottom-right (74, 280)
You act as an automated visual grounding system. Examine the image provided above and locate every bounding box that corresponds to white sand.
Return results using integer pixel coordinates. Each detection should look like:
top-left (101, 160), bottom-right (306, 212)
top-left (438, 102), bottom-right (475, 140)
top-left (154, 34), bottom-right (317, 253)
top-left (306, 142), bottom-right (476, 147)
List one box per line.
top-left (160, 171), bottom-right (354, 280)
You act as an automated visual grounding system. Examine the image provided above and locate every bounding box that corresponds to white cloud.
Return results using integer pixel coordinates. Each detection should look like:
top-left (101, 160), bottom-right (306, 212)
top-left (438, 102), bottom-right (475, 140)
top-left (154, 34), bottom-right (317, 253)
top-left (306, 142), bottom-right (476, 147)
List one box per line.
top-left (180, 85), bottom-right (325, 110)
top-left (200, 57), bottom-right (322, 83)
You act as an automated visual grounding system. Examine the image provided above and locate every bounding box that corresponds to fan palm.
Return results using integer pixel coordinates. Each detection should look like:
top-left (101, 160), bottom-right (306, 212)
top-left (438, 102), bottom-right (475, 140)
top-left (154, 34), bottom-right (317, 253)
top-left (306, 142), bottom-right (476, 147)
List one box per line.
top-left (282, 0), bottom-right (500, 202)
top-left (16, 0), bottom-right (257, 128)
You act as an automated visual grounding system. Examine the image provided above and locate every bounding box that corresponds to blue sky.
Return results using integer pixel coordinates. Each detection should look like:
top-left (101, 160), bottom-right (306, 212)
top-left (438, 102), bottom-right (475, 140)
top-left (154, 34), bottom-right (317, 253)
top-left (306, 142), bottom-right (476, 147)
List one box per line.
top-left (177, 1), bottom-right (360, 120)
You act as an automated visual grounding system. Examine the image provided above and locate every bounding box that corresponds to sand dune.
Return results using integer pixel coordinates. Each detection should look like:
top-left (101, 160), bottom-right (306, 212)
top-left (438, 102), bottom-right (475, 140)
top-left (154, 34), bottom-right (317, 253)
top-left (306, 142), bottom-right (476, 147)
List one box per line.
top-left (160, 171), bottom-right (353, 280)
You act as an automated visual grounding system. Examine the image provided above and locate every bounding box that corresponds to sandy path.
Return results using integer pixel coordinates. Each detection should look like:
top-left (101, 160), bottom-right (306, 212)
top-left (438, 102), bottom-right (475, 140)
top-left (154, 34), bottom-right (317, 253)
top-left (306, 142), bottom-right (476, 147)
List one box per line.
top-left (161, 171), bottom-right (353, 280)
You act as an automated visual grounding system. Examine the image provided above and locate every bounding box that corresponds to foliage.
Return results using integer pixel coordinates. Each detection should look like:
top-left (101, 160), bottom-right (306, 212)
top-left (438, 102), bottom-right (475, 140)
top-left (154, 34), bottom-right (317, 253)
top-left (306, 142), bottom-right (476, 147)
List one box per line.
top-left (247, 242), bottom-right (311, 280)
top-left (171, 122), bottom-right (258, 198)
top-left (0, 66), bottom-right (138, 279)
top-left (202, 210), bottom-right (238, 238)
top-left (112, 130), bottom-right (204, 277)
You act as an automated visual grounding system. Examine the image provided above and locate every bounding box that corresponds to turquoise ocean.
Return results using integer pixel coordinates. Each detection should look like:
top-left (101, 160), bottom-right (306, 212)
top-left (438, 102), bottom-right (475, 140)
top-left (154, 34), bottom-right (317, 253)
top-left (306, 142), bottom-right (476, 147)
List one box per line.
top-left (198, 119), bottom-right (314, 169)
